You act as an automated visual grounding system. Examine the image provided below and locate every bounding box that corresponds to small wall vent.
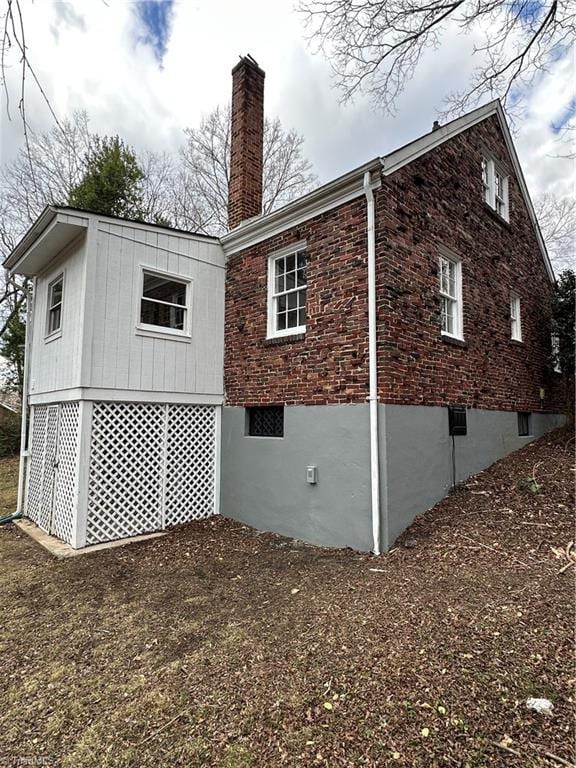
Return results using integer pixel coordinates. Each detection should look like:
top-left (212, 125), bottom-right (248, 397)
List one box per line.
top-left (448, 406), bottom-right (467, 436)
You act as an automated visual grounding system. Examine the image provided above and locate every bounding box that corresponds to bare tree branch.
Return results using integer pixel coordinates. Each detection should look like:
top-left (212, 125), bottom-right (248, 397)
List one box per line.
top-left (177, 104), bottom-right (318, 236)
top-left (298, 0), bottom-right (576, 118)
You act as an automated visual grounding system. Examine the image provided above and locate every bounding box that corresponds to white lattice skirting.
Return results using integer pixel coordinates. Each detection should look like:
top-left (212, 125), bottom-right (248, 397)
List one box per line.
top-left (25, 401), bottom-right (218, 547)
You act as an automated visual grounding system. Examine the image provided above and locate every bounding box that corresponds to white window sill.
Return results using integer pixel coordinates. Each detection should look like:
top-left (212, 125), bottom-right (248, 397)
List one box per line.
top-left (441, 331), bottom-right (465, 343)
top-left (267, 326), bottom-right (306, 341)
top-left (135, 326), bottom-right (191, 343)
top-left (244, 435), bottom-right (284, 440)
top-left (44, 330), bottom-right (62, 344)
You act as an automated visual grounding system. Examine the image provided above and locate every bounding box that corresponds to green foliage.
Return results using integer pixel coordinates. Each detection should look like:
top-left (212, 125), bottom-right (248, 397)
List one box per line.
top-left (68, 136), bottom-right (145, 219)
top-left (517, 476), bottom-right (541, 494)
top-left (0, 414), bottom-right (20, 458)
top-left (0, 311), bottom-right (26, 395)
top-left (551, 269), bottom-right (575, 376)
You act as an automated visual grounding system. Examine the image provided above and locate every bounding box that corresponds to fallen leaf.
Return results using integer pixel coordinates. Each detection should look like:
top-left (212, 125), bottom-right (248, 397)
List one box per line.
top-left (323, 702), bottom-right (333, 710)
top-left (421, 727), bottom-right (429, 737)
top-left (437, 705), bottom-right (447, 715)
top-left (291, 588), bottom-right (300, 595)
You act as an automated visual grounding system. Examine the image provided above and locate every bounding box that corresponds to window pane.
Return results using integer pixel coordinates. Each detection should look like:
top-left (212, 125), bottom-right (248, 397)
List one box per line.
top-left (141, 299), bottom-right (185, 330)
top-left (50, 279), bottom-right (63, 308)
top-left (287, 292), bottom-right (298, 310)
top-left (481, 158), bottom-right (488, 185)
top-left (48, 306), bottom-right (61, 334)
top-left (143, 273), bottom-right (186, 306)
top-left (297, 251), bottom-right (306, 269)
top-left (298, 308), bottom-right (306, 326)
top-left (277, 312), bottom-right (286, 330)
top-left (298, 288), bottom-right (306, 309)
top-left (277, 294), bottom-right (287, 312)
top-left (287, 309), bottom-right (298, 328)
top-left (285, 254), bottom-right (295, 273)
top-left (285, 271), bottom-right (296, 291)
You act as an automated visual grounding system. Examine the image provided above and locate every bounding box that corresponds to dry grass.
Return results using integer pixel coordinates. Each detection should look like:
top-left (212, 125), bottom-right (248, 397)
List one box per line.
top-left (0, 454), bottom-right (19, 516)
top-left (0, 429), bottom-right (573, 767)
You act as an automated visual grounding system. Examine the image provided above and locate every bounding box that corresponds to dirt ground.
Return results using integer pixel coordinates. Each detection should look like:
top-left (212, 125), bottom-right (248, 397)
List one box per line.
top-left (0, 430), bottom-right (574, 768)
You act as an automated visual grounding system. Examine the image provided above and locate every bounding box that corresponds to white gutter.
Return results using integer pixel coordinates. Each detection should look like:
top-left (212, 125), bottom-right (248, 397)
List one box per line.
top-left (363, 171), bottom-right (381, 555)
top-left (16, 278), bottom-right (35, 514)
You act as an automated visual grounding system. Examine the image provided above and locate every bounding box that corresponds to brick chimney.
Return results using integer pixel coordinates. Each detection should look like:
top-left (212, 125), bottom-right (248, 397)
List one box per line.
top-left (228, 55), bottom-right (265, 230)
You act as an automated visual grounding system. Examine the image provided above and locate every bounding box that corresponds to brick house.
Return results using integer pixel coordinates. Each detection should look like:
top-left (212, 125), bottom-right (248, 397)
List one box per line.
top-left (219, 57), bottom-right (563, 554)
top-left (5, 56), bottom-right (564, 552)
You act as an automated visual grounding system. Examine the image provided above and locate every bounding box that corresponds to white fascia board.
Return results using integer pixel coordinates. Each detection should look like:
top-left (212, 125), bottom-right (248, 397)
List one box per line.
top-left (5, 207), bottom-right (89, 276)
top-left (222, 158), bottom-right (382, 257)
top-left (381, 99), bottom-right (554, 283)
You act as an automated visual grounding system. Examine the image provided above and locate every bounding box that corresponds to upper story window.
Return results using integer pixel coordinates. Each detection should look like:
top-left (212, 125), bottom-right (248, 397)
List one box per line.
top-left (439, 253), bottom-right (463, 340)
top-left (510, 293), bottom-right (522, 341)
top-left (482, 155), bottom-right (509, 221)
top-left (267, 246), bottom-right (307, 339)
top-left (46, 274), bottom-right (64, 337)
top-left (551, 333), bottom-right (561, 372)
top-left (138, 269), bottom-right (191, 337)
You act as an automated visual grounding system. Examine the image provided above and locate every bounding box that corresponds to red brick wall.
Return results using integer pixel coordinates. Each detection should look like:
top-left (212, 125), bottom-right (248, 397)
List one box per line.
top-left (228, 58), bottom-right (265, 229)
top-left (224, 198), bottom-right (370, 405)
top-left (375, 114), bottom-right (560, 412)
top-left (224, 115), bottom-right (561, 412)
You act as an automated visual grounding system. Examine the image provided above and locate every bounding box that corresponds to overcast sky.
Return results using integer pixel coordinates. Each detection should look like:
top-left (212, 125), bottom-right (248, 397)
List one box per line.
top-left (0, 0), bottom-right (573, 202)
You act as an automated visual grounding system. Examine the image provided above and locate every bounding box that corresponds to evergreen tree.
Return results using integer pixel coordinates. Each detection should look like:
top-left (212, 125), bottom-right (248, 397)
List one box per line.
top-left (0, 310), bottom-right (26, 395)
top-left (551, 270), bottom-right (575, 376)
top-left (68, 136), bottom-right (145, 219)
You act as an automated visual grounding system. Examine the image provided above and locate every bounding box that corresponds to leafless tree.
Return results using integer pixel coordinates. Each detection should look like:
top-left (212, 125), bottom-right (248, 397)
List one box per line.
top-left (298, 0), bottom-right (576, 118)
top-left (535, 192), bottom-right (575, 272)
top-left (178, 104), bottom-right (318, 235)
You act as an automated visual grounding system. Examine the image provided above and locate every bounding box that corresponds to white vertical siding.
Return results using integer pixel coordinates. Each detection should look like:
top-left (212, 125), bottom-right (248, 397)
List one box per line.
top-left (87, 220), bottom-right (225, 396)
top-left (28, 236), bottom-right (86, 396)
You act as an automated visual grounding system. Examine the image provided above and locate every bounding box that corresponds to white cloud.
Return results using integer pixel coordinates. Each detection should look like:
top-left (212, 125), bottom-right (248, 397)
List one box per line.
top-left (0, 0), bottom-right (572, 204)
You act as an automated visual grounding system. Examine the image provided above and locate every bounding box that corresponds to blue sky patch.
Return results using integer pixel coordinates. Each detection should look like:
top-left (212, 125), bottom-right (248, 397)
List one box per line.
top-left (551, 96), bottom-right (576, 134)
top-left (134, 0), bottom-right (175, 62)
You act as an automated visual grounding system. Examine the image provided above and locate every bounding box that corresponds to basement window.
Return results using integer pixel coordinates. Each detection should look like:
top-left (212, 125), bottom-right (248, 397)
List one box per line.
top-left (518, 412), bottom-right (532, 437)
top-left (510, 293), bottom-right (522, 341)
top-left (246, 406), bottom-right (284, 438)
top-left (267, 246), bottom-right (307, 339)
top-left (46, 273), bottom-right (64, 337)
top-left (138, 268), bottom-right (191, 337)
top-left (439, 253), bottom-right (463, 340)
top-left (482, 155), bottom-right (509, 221)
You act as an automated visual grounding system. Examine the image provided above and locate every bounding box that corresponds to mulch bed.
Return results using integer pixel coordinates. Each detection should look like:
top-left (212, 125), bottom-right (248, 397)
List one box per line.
top-left (0, 428), bottom-right (574, 767)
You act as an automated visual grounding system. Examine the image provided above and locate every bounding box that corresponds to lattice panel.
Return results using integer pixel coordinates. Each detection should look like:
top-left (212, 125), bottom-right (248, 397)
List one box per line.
top-left (51, 402), bottom-right (79, 544)
top-left (38, 406), bottom-right (59, 532)
top-left (86, 402), bottom-right (165, 545)
top-left (165, 405), bottom-right (216, 526)
top-left (26, 406), bottom-right (48, 525)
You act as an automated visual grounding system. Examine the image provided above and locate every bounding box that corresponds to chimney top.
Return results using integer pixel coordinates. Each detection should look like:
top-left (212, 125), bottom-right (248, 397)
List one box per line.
top-left (432, 120), bottom-right (441, 131)
top-left (231, 54), bottom-right (265, 78)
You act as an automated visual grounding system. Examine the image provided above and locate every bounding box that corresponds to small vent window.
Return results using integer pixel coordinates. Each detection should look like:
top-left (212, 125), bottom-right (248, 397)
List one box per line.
top-left (518, 412), bottom-right (532, 437)
top-left (247, 406), bottom-right (284, 438)
top-left (448, 406), bottom-right (467, 436)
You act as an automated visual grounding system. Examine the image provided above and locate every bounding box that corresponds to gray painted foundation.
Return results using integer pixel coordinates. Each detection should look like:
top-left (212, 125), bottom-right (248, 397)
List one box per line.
top-left (380, 405), bottom-right (566, 547)
top-left (221, 403), bottom-right (565, 553)
top-left (220, 404), bottom-right (373, 550)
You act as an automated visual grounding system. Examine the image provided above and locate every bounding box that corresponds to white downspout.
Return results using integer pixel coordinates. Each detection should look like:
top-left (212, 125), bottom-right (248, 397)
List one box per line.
top-left (363, 171), bottom-right (381, 555)
top-left (16, 278), bottom-right (34, 515)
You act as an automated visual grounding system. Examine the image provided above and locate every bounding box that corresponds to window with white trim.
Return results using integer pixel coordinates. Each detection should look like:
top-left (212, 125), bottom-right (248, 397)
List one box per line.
top-left (139, 269), bottom-right (191, 335)
top-left (46, 274), bottom-right (64, 336)
top-left (267, 248), bottom-right (307, 338)
top-left (482, 155), bottom-right (509, 221)
top-left (510, 293), bottom-right (522, 341)
top-left (439, 254), bottom-right (463, 339)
